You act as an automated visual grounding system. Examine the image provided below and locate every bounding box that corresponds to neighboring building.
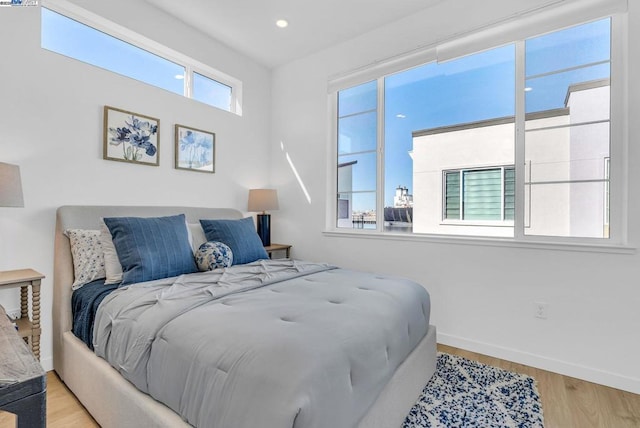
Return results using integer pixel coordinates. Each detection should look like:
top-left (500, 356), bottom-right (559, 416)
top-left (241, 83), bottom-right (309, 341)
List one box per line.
top-left (393, 185), bottom-right (413, 208)
top-left (411, 79), bottom-right (610, 238)
top-left (383, 185), bottom-right (414, 233)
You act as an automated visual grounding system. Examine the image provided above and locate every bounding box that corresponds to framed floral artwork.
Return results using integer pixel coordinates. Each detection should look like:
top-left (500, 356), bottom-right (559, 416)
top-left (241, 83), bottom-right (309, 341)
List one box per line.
top-left (175, 124), bottom-right (215, 173)
top-left (103, 106), bottom-right (160, 166)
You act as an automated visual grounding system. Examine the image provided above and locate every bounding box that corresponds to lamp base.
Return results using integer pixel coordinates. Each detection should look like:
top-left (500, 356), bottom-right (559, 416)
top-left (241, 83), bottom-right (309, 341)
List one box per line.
top-left (256, 214), bottom-right (271, 246)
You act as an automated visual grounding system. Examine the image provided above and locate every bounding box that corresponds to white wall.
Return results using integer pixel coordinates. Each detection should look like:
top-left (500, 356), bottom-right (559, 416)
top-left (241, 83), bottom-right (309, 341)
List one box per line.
top-left (0, 1), bottom-right (271, 371)
top-left (271, 0), bottom-right (640, 393)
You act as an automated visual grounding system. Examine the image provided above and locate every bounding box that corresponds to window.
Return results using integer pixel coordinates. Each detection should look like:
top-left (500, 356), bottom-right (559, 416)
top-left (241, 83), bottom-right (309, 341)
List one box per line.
top-left (337, 81), bottom-right (378, 229)
top-left (41, 6), bottom-right (240, 114)
top-left (444, 167), bottom-right (515, 222)
top-left (524, 19), bottom-right (611, 238)
top-left (193, 72), bottom-right (232, 112)
top-left (334, 16), bottom-right (620, 243)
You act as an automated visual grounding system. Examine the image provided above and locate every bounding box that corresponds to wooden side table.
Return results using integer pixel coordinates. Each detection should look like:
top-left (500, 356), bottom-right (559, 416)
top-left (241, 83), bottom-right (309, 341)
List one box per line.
top-left (0, 269), bottom-right (45, 360)
top-left (0, 305), bottom-right (46, 428)
top-left (264, 243), bottom-right (292, 259)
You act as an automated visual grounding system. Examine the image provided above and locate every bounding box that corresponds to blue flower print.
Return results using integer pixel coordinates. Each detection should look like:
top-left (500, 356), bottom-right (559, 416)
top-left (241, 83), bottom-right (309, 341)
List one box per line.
top-left (108, 127), bottom-right (131, 145)
top-left (108, 113), bottom-right (158, 162)
top-left (178, 128), bottom-right (213, 169)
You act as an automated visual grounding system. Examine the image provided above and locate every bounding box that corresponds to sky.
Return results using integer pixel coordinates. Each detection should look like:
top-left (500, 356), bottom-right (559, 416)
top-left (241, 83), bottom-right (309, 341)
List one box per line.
top-left (338, 18), bottom-right (611, 210)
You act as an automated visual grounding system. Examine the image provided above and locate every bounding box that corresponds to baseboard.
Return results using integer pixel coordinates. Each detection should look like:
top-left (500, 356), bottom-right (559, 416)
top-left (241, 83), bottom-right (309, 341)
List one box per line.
top-left (438, 332), bottom-right (640, 395)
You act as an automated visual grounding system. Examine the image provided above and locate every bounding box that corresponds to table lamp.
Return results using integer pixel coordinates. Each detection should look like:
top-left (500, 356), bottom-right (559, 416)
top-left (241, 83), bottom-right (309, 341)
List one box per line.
top-left (248, 189), bottom-right (279, 246)
top-left (0, 162), bottom-right (24, 208)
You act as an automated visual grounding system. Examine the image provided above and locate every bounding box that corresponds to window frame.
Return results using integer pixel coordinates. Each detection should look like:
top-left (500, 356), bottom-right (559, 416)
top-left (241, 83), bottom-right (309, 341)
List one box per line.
top-left (327, 12), bottom-right (630, 252)
top-left (41, 0), bottom-right (243, 115)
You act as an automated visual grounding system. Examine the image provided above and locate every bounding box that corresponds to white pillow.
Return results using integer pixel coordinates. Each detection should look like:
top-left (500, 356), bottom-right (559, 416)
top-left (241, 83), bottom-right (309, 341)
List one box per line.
top-left (188, 223), bottom-right (208, 254)
top-left (65, 229), bottom-right (106, 290)
top-left (99, 220), bottom-right (123, 285)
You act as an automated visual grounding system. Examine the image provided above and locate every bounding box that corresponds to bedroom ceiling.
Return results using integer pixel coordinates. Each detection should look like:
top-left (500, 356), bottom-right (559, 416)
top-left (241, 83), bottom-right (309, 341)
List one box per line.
top-left (144, 0), bottom-right (447, 68)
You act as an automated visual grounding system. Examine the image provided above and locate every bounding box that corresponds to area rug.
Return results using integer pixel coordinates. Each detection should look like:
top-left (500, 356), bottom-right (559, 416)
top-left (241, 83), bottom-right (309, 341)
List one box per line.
top-left (403, 353), bottom-right (544, 427)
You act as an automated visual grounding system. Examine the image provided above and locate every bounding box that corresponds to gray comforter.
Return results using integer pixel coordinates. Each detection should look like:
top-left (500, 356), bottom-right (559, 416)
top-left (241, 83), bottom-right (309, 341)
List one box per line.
top-left (93, 259), bottom-right (431, 428)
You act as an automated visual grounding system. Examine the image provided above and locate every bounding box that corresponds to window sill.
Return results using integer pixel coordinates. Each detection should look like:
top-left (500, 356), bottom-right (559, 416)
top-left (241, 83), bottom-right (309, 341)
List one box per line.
top-left (322, 229), bottom-right (636, 254)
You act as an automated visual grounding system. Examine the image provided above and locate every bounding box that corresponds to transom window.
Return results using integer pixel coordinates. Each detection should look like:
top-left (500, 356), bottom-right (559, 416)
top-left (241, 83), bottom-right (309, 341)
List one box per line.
top-left (334, 16), bottom-right (620, 243)
top-left (41, 5), bottom-right (241, 114)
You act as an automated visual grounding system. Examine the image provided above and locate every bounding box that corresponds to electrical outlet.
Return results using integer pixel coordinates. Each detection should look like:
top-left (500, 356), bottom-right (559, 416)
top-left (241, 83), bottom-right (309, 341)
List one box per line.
top-left (6, 308), bottom-right (21, 320)
top-left (534, 302), bottom-right (548, 319)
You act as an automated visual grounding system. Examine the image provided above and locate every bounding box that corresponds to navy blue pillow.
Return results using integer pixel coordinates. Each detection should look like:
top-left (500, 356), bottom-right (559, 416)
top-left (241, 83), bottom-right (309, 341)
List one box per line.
top-left (199, 217), bottom-right (268, 265)
top-left (104, 214), bottom-right (198, 286)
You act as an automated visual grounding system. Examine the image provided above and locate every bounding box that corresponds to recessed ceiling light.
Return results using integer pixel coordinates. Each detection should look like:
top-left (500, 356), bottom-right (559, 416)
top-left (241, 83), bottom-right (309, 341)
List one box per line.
top-left (524, 87), bottom-right (533, 92)
top-left (175, 74), bottom-right (185, 80)
top-left (396, 114), bottom-right (406, 119)
top-left (276, 19), bottom-right (288, 28)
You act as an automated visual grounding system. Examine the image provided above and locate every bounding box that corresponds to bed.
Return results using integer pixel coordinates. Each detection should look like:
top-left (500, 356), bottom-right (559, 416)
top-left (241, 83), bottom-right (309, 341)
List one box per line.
top-left (52, 205), bottom-right (437, 428)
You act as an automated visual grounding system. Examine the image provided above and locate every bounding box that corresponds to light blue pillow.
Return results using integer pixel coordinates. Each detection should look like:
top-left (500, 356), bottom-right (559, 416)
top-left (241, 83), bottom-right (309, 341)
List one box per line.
top-left (199, 217), bottom-right (268, 265)
top-left (196, 241), bottom-right (233, 271)
top-left (104, 214), bottom-right (198, 285)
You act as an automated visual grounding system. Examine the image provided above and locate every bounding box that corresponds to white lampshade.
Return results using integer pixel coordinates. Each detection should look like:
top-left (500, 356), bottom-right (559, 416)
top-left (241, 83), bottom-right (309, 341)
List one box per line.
top-left (248, 189), bottom-right (279, 213)
top-left (0, 162), bottom-right (24, 208)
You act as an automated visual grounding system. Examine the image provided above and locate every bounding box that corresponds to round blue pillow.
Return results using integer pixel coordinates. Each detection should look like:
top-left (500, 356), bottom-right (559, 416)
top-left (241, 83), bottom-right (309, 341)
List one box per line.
top-left (196, 241), bottom-right (233, 271)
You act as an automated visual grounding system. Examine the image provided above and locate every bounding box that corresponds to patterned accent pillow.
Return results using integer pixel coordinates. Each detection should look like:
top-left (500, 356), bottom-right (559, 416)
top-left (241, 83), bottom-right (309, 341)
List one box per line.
top-left (65, 229), bottom-right (106, 290)
top-left (196, 241), bottom-right (233, 271)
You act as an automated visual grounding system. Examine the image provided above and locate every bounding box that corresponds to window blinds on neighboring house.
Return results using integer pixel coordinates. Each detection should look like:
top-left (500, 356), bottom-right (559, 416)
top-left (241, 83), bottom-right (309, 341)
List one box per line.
top-left (504, 168), bottom-right (515, 220)
top-left (463, 169), bottom-right (503, 221)
top-left (444, 172), bottom-right (461, 220)
top-left (445, 168), bottom-right (515, 221)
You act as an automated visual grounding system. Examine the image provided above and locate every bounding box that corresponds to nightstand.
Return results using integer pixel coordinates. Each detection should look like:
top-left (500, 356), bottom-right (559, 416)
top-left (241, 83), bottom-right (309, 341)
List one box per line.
top-left (0, 269), bottom-right (45, 361)
top-left (264, 243), bottom-right (292, 259)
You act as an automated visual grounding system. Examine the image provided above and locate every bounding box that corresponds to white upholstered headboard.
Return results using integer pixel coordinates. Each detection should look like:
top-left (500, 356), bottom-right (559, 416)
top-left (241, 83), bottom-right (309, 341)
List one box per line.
top-left (52, 205), bottom-right (243, 378)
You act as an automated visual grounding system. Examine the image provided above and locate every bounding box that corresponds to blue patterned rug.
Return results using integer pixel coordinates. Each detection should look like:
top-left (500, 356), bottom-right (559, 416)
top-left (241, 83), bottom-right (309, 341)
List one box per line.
top-left (403, 353), bottom-right (544, 427)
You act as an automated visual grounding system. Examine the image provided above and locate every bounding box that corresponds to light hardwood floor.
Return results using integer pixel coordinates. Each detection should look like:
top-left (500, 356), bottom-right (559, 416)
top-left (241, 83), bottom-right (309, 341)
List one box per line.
top-left (1, 344), bottom-right (639, 427)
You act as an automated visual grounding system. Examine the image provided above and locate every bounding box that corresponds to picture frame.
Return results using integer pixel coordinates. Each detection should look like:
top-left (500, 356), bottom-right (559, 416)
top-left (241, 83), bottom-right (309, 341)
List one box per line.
top-left (174, 124), bottom-right (215, 173)
top-left (103, 106), bottom-right (160, 166)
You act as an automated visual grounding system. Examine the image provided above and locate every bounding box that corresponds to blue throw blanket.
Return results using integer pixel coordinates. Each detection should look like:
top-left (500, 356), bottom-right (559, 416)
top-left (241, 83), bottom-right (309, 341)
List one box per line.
top-left (71, 279), bottom-right (118, 348)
